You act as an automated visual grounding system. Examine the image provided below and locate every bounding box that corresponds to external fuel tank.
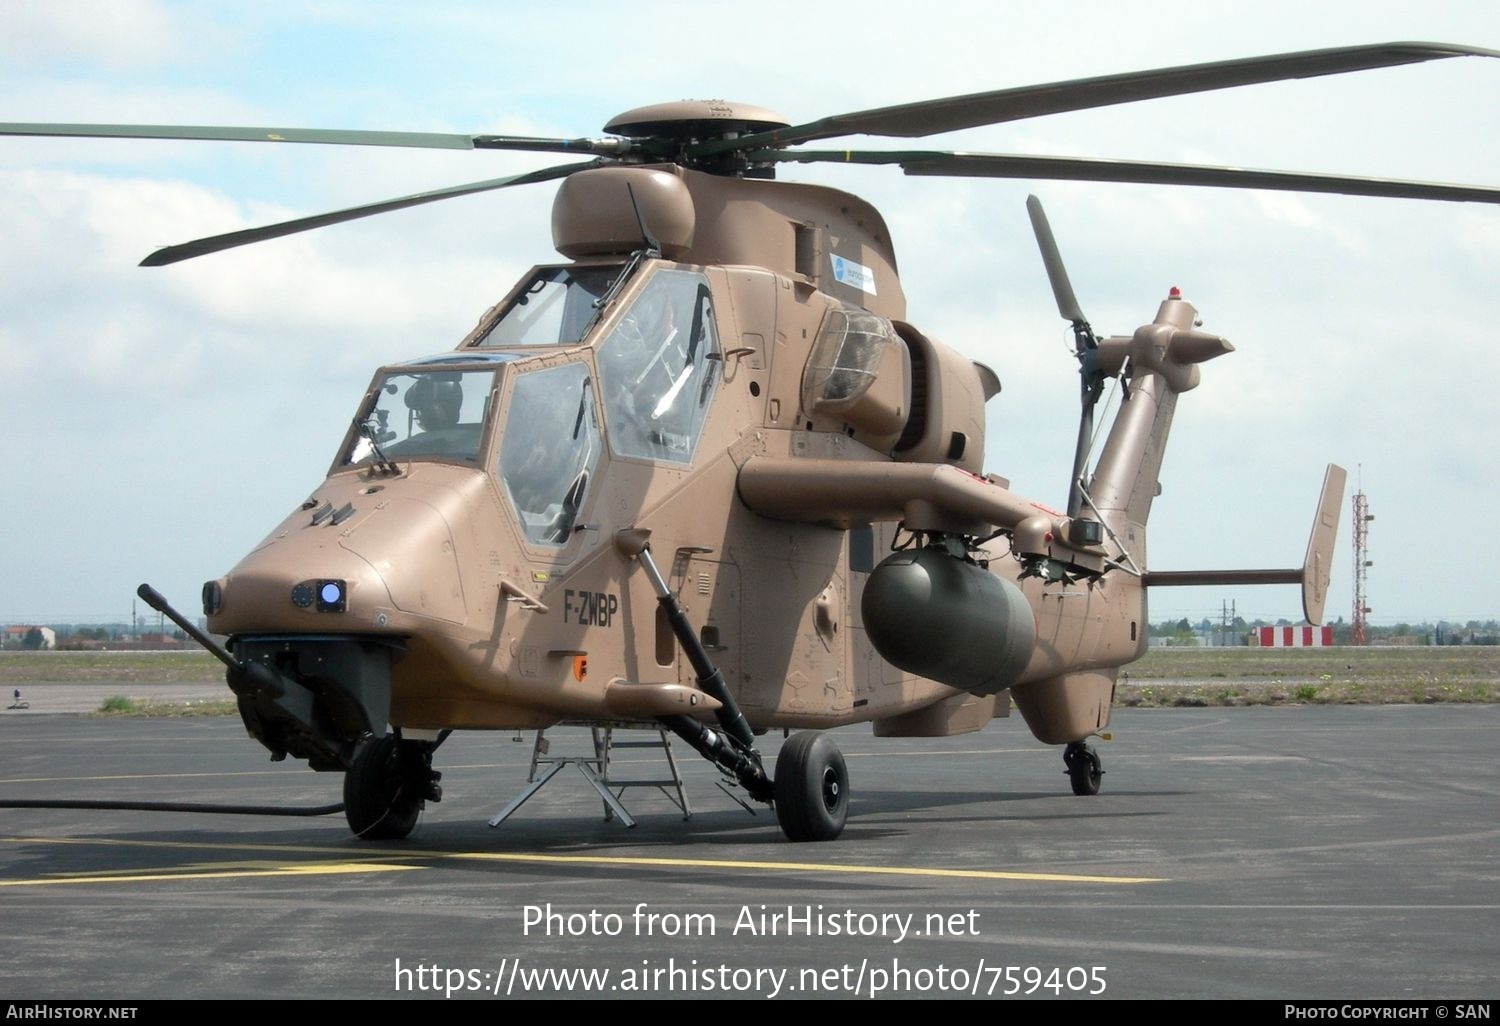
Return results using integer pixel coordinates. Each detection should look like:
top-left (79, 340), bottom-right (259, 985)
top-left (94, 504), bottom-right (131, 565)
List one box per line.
top-left (861, 546), bottom-right (1036, 697)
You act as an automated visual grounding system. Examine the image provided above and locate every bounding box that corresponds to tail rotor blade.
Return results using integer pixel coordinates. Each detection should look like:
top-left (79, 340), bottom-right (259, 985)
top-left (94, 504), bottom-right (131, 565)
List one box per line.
top-left (1025, 195), bottom-right (1089, 327)
top-left (1025, 195), bottom-right (1105, 519)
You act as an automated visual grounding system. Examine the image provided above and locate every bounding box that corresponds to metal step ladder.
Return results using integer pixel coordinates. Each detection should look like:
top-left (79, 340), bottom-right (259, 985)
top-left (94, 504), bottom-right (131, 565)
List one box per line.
top-left (488, 725), bottom-right (692, 829)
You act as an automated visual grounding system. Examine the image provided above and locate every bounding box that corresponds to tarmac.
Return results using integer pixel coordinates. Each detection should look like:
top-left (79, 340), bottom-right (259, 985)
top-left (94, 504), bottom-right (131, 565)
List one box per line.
top-left (0, 703), bottom-right (1495, 1000)
top-left (2, 682), bottom-right (227, 715)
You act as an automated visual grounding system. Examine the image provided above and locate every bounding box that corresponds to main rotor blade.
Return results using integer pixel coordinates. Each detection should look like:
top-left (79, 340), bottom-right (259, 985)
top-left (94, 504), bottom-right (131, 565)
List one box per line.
top-left (1, 122), bottom-right (476, 149)
top-left (0, 122), bottom-right (628, 155)
top-left (697, 41), bottom-right (1497, 155)
top-left (1024, 195), bottom-right (1088, 326)
top-left (769, 149), bottom-right (1500, 205)
top-left (139, 160), bottom-right (598, 266)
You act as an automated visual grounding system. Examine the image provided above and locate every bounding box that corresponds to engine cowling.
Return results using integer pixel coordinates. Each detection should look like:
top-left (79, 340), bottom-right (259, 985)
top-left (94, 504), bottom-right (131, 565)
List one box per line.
top-left (862, 546), bottom-right (1035, 696)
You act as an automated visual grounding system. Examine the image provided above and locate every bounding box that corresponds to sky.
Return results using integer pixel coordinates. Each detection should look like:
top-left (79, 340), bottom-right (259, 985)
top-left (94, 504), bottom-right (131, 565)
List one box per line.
top-left (0, 1), bottom-right (1496, 627)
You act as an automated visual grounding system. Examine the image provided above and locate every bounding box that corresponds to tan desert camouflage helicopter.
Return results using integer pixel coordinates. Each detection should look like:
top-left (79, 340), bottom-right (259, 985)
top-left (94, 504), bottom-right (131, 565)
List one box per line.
top-left (7, 41), bottom-right (1496, 842)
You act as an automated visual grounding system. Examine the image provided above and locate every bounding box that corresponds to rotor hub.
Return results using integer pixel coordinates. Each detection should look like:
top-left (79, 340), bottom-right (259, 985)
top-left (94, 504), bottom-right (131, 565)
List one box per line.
top-left (604, 100), bottom-right (790, 143)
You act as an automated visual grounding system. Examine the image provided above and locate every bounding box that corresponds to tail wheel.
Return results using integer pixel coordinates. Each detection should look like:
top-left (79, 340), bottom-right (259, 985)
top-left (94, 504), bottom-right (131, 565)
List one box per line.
top-left (774, 731), bottom-right (849, 842)
top-left (1064, 741), bottom-right (1103, 796)
top-left (344, 735), bottom-right (423, 840)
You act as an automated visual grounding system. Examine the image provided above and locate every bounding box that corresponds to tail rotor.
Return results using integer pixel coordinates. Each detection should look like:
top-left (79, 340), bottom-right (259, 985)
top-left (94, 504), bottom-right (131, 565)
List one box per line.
top-left (1026, 195), bottom-right (1107, 519)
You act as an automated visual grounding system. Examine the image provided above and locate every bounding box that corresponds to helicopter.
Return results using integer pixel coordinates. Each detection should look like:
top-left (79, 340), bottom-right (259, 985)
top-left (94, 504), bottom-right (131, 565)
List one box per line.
top-left (5, 41), bottom-right (1497, 843)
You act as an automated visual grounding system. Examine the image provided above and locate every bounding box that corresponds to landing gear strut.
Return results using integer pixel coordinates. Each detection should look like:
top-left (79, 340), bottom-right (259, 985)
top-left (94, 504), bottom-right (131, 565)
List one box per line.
top-left (344, 733), bottom-right (444, 840)
top-left (1063, 741), bottom-right (1103, 796)
top-left (620, 532), bottom-right (847, 841)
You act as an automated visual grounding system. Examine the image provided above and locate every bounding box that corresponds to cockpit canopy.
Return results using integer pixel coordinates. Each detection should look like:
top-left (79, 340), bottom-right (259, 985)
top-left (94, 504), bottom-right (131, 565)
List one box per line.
top-left (498, 361), bottom-right (601, 546)
top-left (473, 265), bottom-right (618, 348)
top-left (340, 261), bottom-right (724, 550)
top-left (594, 267), bottom-right (719, 464)
top-left (345, 364), bottom-right (497, 466)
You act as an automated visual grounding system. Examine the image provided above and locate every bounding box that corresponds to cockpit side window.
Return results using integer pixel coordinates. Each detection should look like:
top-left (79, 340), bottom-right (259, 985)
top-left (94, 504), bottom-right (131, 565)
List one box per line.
top-left (595, 269), bottom-right (720, 464)
top-left (497, 362), bottom-right (602, 547)
top-left (474, 265), bottom-right (619, 347)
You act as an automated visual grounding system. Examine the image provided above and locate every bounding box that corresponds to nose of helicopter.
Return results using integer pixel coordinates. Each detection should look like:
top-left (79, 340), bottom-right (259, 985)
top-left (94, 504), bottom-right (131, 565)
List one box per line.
top-left (204, 545), bottom-right (394, 636)
top-left (205, 484), bottom-right (469, 636)
top-left (199, 479), bottom-right (485, 767)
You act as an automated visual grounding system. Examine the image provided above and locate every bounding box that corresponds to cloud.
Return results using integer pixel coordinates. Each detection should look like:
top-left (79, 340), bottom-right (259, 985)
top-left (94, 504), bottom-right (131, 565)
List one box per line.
top-left (0, 0), bottom-right (184, 68)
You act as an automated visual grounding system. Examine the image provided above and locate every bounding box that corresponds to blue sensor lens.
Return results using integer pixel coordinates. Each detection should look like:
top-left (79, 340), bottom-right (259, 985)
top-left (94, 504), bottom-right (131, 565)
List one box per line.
top-left (320, 582), bottom-right (342, 605)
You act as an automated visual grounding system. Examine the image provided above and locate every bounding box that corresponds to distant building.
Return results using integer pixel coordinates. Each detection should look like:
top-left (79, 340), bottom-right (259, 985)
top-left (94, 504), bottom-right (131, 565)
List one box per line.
top-left (2, 625), bottom-right (56, 650)
top-left (1148, 634), bottom-right (1206, 648)
top-left (105, 633), bottom-right (188, 651)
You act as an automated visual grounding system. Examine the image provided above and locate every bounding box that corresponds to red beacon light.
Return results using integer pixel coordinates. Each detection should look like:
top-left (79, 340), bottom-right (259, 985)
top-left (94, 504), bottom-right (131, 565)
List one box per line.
top-left (1167, 286), bottom-right (1182, 299)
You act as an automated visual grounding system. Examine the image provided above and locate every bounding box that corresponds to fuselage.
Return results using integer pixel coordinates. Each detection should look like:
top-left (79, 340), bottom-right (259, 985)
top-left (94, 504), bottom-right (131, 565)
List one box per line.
top-left (206, 165), bottom-right (1166, 761)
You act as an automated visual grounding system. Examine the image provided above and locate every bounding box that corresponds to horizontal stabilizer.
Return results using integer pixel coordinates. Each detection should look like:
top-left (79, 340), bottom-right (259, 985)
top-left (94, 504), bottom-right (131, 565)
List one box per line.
top-left (1143, 463), bottom-right (1346, 625)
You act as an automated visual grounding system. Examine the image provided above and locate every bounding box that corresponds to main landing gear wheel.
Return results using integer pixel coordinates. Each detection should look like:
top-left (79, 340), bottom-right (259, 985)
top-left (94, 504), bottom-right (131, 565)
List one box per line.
top-left (774, 731), bottom-right (849, 842)
top-left (344, 735), bottom-right (434, 840)
top-left (1063, 741), bottom-right (1103, 797)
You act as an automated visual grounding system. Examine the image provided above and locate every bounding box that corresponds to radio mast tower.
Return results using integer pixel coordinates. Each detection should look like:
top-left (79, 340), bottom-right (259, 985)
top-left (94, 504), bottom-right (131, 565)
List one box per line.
top-left (1351, 488), bottom-right (1373, 646)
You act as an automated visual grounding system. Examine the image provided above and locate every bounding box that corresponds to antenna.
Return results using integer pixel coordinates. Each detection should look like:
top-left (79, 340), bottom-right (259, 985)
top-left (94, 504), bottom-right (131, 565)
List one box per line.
top-left (626, 183), bottom-right (661, 257)
top-left (1351, 473), bottom-right (1373, 646)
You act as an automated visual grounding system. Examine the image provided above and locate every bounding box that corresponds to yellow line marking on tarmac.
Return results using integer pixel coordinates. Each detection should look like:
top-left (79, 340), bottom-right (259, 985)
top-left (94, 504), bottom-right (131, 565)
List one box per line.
top-left (443, 852), bottom-right (1163, 883)
top-left (0, 835), bottom-right (1165, 886)
top-left (0, 859), bottom-right (421, 887)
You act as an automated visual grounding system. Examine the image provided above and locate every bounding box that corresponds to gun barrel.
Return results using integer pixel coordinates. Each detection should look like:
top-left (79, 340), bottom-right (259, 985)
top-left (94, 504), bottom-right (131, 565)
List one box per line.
top-left (135, 583), bottom-right (237, 671)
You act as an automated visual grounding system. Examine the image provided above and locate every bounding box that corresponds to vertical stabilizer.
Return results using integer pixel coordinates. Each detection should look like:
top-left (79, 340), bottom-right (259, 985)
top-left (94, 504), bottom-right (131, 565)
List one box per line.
top-left (1302, 464), bottom-right (1347, 625)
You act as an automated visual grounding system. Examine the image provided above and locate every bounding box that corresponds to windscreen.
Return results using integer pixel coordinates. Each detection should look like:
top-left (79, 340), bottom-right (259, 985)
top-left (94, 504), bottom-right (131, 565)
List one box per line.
top-left (345, 368), bottom-right (495, 465)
